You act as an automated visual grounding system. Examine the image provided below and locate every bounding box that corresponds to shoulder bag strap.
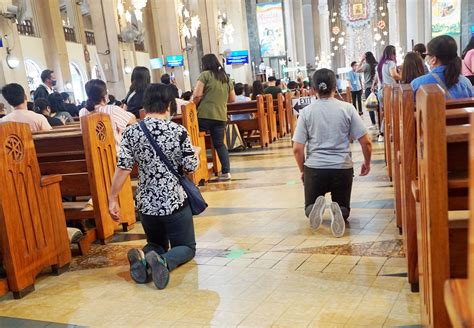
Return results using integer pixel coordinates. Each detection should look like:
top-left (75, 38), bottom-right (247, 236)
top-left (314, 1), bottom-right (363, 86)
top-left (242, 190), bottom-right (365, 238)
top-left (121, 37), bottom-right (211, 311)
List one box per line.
top-left (431, 72), bottom-right (454, 99)
top-left (138, 121), bottom-right (180, 178)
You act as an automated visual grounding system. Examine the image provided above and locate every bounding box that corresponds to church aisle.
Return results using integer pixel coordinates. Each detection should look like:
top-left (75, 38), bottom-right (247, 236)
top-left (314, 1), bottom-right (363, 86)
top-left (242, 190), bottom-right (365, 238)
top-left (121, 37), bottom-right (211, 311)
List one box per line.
top-left (0, 137), bottom-right (421, 327)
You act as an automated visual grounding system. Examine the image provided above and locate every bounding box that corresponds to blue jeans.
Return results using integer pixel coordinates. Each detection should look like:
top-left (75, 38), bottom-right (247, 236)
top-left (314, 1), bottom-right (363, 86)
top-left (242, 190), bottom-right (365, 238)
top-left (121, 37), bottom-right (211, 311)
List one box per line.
top-left (198, 118), bottom-right (230, 174)
top-left (140, 205), bottom-right (196, 271)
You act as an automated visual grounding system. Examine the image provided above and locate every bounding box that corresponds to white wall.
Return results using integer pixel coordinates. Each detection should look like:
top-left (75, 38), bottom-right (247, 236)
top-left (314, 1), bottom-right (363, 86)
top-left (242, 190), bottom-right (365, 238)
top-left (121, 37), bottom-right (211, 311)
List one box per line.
top-left (19, 36), bottom-right (47, 71)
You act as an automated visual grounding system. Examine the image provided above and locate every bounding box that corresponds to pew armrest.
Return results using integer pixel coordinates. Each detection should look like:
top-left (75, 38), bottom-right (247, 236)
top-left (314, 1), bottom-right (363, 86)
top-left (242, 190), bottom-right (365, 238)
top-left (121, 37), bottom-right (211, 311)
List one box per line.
top-left (41, 175), bottom-right (63, 187)
top-left (411, 180), bottom-right (419, 202)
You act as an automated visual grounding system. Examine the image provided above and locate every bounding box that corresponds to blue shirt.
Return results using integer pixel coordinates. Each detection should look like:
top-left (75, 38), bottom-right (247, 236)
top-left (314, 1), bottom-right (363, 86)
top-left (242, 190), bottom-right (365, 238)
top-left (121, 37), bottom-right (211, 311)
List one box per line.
top-left (347, 71), bottom-right (362, 92)
top-left (411, 66), bottom-right (473, 99)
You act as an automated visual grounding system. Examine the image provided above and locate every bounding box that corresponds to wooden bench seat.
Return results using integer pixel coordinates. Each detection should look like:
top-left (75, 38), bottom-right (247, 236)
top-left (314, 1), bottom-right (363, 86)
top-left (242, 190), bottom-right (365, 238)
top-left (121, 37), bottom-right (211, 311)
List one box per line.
top-left (273, 94), bottom-right (287, 137)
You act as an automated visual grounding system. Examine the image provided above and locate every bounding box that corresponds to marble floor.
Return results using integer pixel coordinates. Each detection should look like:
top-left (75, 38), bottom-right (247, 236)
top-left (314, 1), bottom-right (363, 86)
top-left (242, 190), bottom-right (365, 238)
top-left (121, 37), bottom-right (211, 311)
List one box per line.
top-left (0, 124), bottom-right (421, 327)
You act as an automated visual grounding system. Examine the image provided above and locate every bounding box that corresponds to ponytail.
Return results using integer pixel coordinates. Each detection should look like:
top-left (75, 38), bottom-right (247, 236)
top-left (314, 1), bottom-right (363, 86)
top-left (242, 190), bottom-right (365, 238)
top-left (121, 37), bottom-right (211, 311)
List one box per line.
top-left (85, 99), bottom-right (96, 112)
top-left (443, 56), bottom-right (461, 89)
top-left (85, 79), bottom-right (108, 112)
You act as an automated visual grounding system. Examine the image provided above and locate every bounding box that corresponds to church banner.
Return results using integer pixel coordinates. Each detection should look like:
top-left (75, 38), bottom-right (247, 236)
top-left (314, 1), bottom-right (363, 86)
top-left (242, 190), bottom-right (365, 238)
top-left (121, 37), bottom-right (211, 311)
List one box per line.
top-left (256, 2), bottom-right (286, 58)
top-left (431, 0), bottom-right (461, 37)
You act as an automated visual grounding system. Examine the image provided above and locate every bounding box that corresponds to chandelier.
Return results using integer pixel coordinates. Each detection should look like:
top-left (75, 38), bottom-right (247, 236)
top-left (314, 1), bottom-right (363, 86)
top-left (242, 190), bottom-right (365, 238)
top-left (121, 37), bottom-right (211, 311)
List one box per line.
top-left (217, 11), bottom-right (234, 46)
top-left (117, 0), bottom-right (148, 43)
top-left (176, 1), bottom-right (200, 42)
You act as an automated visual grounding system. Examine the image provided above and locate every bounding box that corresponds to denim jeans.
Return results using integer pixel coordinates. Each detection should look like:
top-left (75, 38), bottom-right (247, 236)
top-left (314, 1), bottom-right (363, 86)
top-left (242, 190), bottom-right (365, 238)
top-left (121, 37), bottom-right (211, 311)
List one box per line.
top-left (364, 87), bottom-right (377, 125)
top-left (351, 90), bottom-right (363, 114)
top-left (198, 118), bottom-right (230, 174)
top-left (303, 167), bottom-right (354, 220)
top-left (140, 205), bottom-right (196, 271)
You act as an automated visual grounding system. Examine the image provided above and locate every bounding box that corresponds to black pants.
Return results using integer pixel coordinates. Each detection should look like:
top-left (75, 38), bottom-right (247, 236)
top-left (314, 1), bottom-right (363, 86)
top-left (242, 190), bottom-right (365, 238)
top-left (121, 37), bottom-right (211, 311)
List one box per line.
top-left (351, 90), bottom-right (363, 114)
top-left (198, 118), bottom-right (230, 174)
top-left (364, 87), bottom-right (377, 125)
top-left (304, 167), bottom-right (354, 219)
top-left (140, 205), bottom-right (196, 271)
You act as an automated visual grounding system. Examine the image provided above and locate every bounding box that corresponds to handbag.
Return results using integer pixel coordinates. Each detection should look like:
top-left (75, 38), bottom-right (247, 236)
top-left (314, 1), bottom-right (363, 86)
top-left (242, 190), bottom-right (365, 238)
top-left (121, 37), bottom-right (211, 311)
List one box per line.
top-left (138, 121), bottom-right (208, 215)
top-left (365, 92), bottom-right (379, 111)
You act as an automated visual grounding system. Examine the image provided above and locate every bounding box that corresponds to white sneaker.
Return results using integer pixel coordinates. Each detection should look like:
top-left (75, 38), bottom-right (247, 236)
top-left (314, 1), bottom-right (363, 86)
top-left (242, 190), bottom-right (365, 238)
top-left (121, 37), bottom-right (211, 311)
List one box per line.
top-left (218, 173), bottom-right (232, 181)
top-left (377, 135), bottom-right (384, 142)
top-left (309, 196), bottom-right (326, 230)
top-left (329, 202), bottom-right (345, 238)
top-left (368, 125), bottom-right (377, 130)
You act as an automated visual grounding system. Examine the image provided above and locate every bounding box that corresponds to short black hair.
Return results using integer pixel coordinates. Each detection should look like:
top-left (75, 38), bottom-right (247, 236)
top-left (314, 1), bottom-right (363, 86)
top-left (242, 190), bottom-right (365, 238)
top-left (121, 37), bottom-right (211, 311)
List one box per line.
top-left (234, 83), bottom-right (244, 95)
top-left (60, 92), bottom-right (70, 102)
top-left (413, 43), bottom-right (427, 59)
top-left (312, 68), bottom-right (337, 97)
top-left (2, 83), bottom-right (26, 107)
top-left (160, 73), bottom-right (171, 85)
top-left (268, 76), bottom-right (277, 82)
top-left (181, 91), bottom-right (192, 101)
top-left (41, 69), bottom-right (54, 83)
top-left (143, 83), bottom-right (177, 114)
top-left (34, 98), bottom-right (50, 113)
top-left (351, 61), bottom-right (357, 67)
top-left (276, 79), bottom-right (281, 86)
top-left (27, 101), bottom-right (34, 111)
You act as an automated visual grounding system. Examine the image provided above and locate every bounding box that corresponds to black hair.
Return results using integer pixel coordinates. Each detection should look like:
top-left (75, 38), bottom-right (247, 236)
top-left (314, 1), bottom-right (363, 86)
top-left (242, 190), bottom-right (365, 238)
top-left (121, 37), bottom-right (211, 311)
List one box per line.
top-left (48, 92), bottom-right (66, 114)
top-left (427, 35), bottom-right (461, 88)
top-left (201, 54), bottom-right (229, 84)
top-left (143, 83), bottom-right (177, 115)
top-left (1, 83), bottom-right (26, 107)
top-left (312, 68), bottom-right (336, 98)
top-left (85, 79), bottom-right (107, 112)
top-left (276, 79), bottom-right (281, 86)
top-left (251, 80), bottom-right (264, 100)
top-left (303, 81), bottom-right (309, 88)
top-left (41, 69), bottom-right (54, 83)
top-left (268, 76), bottom-right (277, 82)
top-left (365, 51), bottom-right (378, 79)
top-left (243, 83), bottom-right (252, 97)
top-left (108, 95), bottom-right (116, 104)
top-left (287, 81), bottom-right (298, 90)
top-left (129, 66), bottom-right (151, 93)
top-left (34, 98), bottom-right (50, 113)
top-left (160, 74), bottom-right (171, 85)
top-left (462, 36), bottom-right (474, 60)
top-left (413, 43), bottom-right (427, 59)
top-left (350, 61), bottom-right (357, 67)
top-left (60, 92), bottom-right (70, 102)
top-left (336, 74), bottom-right (340, 79)
top-left (234, 83), bottom-right (244, 95)
top-left (27, 101), bottom-right (34, 111)
top-left (181, 91), bottom-right (192, 101)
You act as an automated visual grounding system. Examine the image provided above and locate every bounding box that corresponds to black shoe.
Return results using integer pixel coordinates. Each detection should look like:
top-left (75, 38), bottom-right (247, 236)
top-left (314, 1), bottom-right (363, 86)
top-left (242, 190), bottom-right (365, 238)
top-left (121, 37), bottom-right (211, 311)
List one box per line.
top-left (145, 251), bottom-right (170, 290)
top-left (127, 248), bottom-right (148, 284)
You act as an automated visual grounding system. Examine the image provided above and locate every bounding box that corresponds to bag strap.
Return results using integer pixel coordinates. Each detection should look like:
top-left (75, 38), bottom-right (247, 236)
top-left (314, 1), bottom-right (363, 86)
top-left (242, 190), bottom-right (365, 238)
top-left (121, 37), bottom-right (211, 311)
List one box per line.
top-left (126, 90), bottom-right (137, 105)
top-left (432, 72), bottom-right (454, 99)
top-left (138, 120), bottom-right (180, 178)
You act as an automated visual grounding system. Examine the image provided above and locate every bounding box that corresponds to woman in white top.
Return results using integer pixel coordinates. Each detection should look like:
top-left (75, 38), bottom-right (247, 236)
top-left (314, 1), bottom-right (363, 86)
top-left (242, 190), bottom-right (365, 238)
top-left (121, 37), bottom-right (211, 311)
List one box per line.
top-left (79, 79), bottom-right (136, 151)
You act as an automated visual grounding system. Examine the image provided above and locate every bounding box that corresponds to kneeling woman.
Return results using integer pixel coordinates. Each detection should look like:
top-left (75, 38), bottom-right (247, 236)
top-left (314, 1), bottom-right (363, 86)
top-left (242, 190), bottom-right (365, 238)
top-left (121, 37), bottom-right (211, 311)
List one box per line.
top-left (109, 83), bottom-right (199, 289)
top-left (292, 69), bottom-right (372, 238)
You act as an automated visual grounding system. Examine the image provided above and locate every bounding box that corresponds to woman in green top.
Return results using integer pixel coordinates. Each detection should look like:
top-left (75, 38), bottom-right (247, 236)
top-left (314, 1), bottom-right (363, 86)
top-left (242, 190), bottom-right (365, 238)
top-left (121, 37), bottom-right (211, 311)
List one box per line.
top-left (193, 54), bottom-right (235, 181)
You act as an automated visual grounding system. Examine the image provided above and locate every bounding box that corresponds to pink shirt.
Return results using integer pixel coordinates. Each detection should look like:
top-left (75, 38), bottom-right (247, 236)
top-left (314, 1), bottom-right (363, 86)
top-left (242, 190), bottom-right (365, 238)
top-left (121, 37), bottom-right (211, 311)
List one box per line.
top-left (1, 109), bottom-right (52, 132)
top-left (462, 49), bottom-right (474, 76)
top-left (79, 105), bottom-right (134, 152)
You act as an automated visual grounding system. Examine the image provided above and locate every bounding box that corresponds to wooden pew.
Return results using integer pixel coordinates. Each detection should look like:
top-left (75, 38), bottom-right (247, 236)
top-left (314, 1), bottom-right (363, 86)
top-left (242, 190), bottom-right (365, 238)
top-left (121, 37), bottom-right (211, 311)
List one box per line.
top-left (0, 122), bottom-right (71, 299)
top-left (227, 95), bottom-right (269, 148)
top-left (444, 115), bottom-right (474, 328)
top-left (390, 86), bottom-right (403, 233)
top-left (33, 114), bottom-right (136, 243)
top-left (414, 85), bottom-right (470, 327)
top-left (383, 85), bottom-right (393, 182)
top-left (264, 94), bottom-right (278, 143)
top-left (284, 92), bottom-right (297, 136)
top-left (397, 84), bottom-right (474, 291)
top-left (273, 93), bottom-right (287, 137)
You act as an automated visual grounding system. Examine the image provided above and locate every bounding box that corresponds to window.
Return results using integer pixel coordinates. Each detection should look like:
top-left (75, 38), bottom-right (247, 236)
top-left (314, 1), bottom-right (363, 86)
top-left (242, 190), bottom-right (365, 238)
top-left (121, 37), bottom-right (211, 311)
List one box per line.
top-left (69, 62), bottom-right (87, 102)
top-left (24, 59), bottom-right (42, 92)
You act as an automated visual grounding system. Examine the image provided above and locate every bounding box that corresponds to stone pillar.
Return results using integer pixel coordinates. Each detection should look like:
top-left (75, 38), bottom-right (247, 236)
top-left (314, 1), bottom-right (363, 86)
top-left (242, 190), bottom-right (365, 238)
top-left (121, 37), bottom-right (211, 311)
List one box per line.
top-left (197, 0), bottom-right (219, 55)
top-left (292, 0), bottom-right (307, 66)
top-left (88, 0), bottom-right (126, 97)
top-left (66, 0), bottom-right (92, 79)
top-left (387, 0), bottom-right (400, 47)
top-left (144, 0), bottom-right (165, 83)
top-left (311, 0), bottom-right (321, 58)
top-left (283, 0), bottom-right (297, 67)
top-left (318, 0), bottom-right (330, 61)
top-left (397, 0), bottom-right (407, 52)
top-left (34, 0), bottom-right (72, 90)
top-left (245, 0), bottom-right (260, 79)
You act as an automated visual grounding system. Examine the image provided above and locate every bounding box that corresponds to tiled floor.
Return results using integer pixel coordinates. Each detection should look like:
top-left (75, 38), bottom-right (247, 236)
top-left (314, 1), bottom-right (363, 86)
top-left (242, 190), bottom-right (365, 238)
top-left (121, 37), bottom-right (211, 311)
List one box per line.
top-left (0, 123), bottom-right (421, 327)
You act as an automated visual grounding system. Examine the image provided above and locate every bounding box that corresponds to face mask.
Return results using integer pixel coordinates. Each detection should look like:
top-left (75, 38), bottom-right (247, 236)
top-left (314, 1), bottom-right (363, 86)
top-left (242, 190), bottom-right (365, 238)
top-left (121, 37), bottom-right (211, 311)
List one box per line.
top-left (51, 80), bottom-right (57, 87)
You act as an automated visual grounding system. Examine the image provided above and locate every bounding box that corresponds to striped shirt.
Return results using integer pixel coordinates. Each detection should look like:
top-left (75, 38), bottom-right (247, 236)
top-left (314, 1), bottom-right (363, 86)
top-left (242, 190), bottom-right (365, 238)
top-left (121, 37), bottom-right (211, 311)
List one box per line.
top-left (79, 104), bottom-right (134, 151)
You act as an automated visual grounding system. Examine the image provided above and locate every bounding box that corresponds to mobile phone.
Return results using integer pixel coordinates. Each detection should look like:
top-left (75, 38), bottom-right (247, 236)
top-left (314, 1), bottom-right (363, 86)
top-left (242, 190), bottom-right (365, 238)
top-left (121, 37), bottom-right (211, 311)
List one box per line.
top-left (170, 72), bottom-right (175, 81)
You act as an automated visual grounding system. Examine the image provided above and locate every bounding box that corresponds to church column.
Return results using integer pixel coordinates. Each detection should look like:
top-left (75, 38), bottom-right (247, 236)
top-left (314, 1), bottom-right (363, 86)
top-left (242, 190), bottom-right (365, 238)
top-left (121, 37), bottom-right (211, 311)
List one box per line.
top-left (34, 0), bottom-right (72, 90)
top-left (406, 0), bottom-right (426, 48)
top-left (396, 0), bottom-right (407, 52)
top-left (318, 0), bottom-right (330, 62)
top-left (66, 0), bottom-right (92, 79)
top-left (283, 0), bottom-right (297, 67)
top-left (292, 0), bottom-right (307, 66)
top-left (197, 0), bottom-right (219, 55)
top-left (144, 0), bottom-right (165, 83)
top-left (387, 0), bottom-right (400, 48)
top-left (311, 0), bottom-right (321, 58)
top-left (88, 0), bottom-right (126, 97)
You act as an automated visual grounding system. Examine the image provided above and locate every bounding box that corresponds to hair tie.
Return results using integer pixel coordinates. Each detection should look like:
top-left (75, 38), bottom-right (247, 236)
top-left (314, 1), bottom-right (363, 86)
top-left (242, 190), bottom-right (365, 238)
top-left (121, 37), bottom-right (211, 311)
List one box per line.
top-left (318, 82), bottom-right (327, 91)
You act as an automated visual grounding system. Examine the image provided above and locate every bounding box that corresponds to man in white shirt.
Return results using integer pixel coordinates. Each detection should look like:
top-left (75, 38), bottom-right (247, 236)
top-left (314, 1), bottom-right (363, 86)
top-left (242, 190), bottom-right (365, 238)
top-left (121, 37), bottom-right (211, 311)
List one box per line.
top-left (33, 69), bottom-right (56, 100)
top-left (1, 83), bottom-right (52, 132)
top-left (234, 83), bottom-right (250, 102)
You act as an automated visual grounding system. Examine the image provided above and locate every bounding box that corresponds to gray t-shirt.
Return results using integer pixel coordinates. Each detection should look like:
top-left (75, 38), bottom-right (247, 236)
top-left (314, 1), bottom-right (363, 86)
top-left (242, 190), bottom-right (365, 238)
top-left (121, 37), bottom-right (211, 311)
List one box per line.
top-left (361, 63), bottom-right (375, 87)
top-left (292, 98), bottom-right (367, 169)
top-left (380, 60), bottom-right (397, 87)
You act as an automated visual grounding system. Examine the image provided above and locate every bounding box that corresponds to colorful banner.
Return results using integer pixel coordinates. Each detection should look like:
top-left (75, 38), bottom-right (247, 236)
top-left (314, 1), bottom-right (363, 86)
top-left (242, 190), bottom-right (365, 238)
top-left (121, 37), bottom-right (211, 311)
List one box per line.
top-left (256, 2), bottom-right (286, 58)
top-left (431, 0), bottom-right (461, 37)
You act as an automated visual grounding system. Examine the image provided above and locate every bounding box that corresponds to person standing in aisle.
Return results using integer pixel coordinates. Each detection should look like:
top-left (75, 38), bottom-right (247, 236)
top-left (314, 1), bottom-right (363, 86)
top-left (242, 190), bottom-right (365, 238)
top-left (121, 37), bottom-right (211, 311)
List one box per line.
top-left (347, 61), bottom-right (363, 115)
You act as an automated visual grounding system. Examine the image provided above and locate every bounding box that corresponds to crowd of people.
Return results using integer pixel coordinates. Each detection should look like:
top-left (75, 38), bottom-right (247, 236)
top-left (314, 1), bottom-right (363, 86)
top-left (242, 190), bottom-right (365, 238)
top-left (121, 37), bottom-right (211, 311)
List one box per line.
top-left (0, 34), bottom-right (473, 290)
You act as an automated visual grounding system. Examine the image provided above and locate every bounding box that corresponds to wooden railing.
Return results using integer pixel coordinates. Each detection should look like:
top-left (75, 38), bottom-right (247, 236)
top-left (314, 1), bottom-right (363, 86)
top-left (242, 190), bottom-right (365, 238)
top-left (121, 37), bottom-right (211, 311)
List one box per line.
top-left (63, 26), bottom-right (77, 43)
top-left (17, 19), bottom-right (35, 36)
top-left (85, 30), bottom-right (95, 45)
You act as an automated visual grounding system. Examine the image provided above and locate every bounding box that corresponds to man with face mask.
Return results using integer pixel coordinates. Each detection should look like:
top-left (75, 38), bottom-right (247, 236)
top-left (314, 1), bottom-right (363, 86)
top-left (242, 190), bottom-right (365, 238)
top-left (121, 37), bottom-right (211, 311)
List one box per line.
top-left (33, 69), bottom-right (57, 101)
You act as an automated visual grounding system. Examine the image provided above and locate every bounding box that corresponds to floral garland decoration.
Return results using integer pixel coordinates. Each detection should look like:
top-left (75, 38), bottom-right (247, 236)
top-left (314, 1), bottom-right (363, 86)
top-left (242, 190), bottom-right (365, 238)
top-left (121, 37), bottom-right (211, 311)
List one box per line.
top-left (339, 0), bottom-right (377, 29)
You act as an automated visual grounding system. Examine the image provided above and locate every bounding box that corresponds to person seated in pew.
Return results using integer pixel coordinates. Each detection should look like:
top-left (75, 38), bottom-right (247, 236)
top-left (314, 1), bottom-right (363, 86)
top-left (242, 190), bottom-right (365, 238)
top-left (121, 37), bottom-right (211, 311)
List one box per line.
top-left (181, 91), bottom-right (192, 101)
top-left (1, 83), bottom-right (52, 132)
top-left (411, 35), bottom-right (473, 99)
top-left (230, 83), bottom-right (253, 121)
top-left (109, 83), bottom-right (199, 290)
top-left (124, 66), bottom-right (151, 119)
top-left (0, 102), bottom-right (5, 118)
top-left (34, 98), bottom-right (66, 126)
top-left (413, 43), bottom-right (430, 74)
top-left (48, 92), bottom-right (74, 124)
top-left (292, 69), bottom-right (372, 238)
top-left (27, 101), bottom-right (34, 111)
top-left (80, 79), bottom-right (137, 152)
top-left (243, 83), bottom-right (252, 98)
top-left (401, 52), bottom-right (426, 84)
top-left (251, 80), bottom-right (265, 100)
top-left (264, 76), bottom-right (282, 99)
top-left (61, 92), bottom-right (79, 117)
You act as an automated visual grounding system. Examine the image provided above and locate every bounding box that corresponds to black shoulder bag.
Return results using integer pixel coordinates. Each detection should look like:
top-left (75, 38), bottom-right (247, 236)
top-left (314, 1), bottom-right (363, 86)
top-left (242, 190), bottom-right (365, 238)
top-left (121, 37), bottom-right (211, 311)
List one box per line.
top-left (138, 121), bottom-right (208, 215)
